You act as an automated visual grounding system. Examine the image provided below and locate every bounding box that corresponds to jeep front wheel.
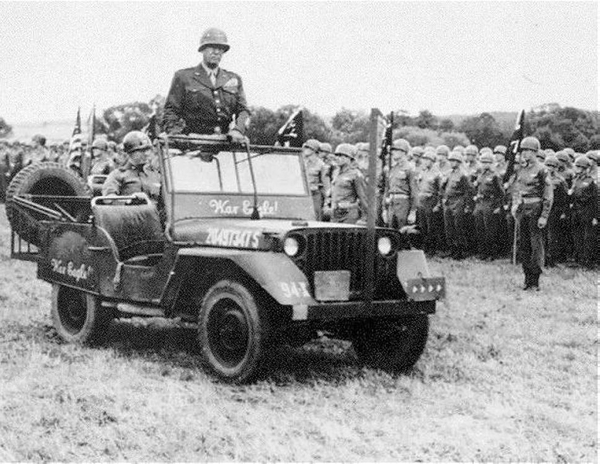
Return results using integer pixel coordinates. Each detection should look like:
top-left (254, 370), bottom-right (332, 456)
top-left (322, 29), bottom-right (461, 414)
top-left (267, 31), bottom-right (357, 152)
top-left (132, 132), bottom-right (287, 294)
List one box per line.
top-left (352, 315), bottom-right (430, 372)
top-left (197, 280), bottom-right (268, 384)
top-left (51, 285), bottom-right (113, 345)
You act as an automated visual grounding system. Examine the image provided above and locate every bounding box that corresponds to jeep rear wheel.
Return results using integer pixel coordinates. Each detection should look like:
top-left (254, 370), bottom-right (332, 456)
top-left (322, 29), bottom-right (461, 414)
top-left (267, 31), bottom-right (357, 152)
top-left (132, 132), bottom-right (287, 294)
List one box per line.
top-left (51, 285), bottom-right (112, 345)
top-left (197, 280), bottom-right (269, 384)
top-left (352, 314), bottom-right (429, 372)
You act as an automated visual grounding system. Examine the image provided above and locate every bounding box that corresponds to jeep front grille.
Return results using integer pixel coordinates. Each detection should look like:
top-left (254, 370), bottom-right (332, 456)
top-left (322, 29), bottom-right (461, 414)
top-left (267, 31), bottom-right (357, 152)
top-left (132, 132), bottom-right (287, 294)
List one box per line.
top-left (291, 229), bottom-right (405, 301)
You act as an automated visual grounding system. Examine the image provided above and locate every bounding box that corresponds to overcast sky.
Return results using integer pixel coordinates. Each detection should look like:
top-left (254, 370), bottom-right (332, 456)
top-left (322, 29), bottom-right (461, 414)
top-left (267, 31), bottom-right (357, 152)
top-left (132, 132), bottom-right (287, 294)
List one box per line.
top-left (1, 0), bottom-right (597, 124)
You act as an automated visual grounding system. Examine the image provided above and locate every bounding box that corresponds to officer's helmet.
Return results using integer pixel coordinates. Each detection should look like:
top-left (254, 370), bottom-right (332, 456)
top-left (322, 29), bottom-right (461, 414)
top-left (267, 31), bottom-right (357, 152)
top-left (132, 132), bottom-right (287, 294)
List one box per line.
top-left (391, 139), bottom-right (411, 153)
top-left (422, 149), bottom-right (436, 162)
top-left (452, 145), bottom-right (465, 154)
top-left (123, 131), bottom-right (152, 154)
top-left (92, 138), bottom-right (108, 151)
top-left (465, 145), bottom-right (479, 156)
top-left (199, 27), bottom-right (230, 52)
top-left (448, 151), bottom-right (463, 162)
top-left (493, 145), bottom-right (507, 155)
top-left (319, 142), bottom-right (333, 154)
top-left (544, 155), bottom-right (559, 168)
top-left (412, 146), bottom-right (424, 157)
top-left (480, 152), bottom-right (495, 164)
top-left (335, 143), bottom-right (356, 159)
top-left (574, 155), bottom-right (590, 168)
top-left (436, 145), bottom-right (450, 156)
top-left (302, 139), bottom-right (321, 153)
top-left (556, 151), bottom-right (570, 164)
top-left (520, 136), bottom-right (541, 152)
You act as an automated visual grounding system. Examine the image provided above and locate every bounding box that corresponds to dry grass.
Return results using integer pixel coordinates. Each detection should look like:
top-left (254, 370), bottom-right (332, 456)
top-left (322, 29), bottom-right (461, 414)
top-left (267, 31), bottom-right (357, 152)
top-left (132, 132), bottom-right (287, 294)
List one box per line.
top-left (0, 204), bottom-right (597, 461)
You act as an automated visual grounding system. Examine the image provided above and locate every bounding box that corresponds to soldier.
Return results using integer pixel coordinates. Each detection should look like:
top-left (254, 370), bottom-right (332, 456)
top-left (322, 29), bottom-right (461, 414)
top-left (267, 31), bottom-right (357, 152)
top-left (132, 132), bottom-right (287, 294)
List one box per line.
top-left (543, 155), bottom-right (569, 266)
top-left (102, 131), bottom-right (161, 203)
top-left (90, 138), bottom-right (115, 175)
top-left (511, 136), bottom-right (553, 290)
top-left (329, 143), bottom-right (367, 224)
top-left (302, 139), bottom-right (329, 221)
top-left (355, 143), bottom-right (370, 177)
top-left (569, 156), bottom-right (597, 268)
top-left (442, 151), bottom-right (474, 260)
top-left (411, 146), bottom-right (424, 171)
top-left (493, 145), bottom-right (507, 178)
top-left (436, 145), bottom-right (452, 177)
top-left (384, 139), bottom-right (417, 230)
top-left (416, 149), bottom-right (443, 254)
top-left (463, 144), bottom-right (480, 253)
top-left (473, 152), bottom-right (504, 260)
top-left (163, 27), bottom-right (249, 143)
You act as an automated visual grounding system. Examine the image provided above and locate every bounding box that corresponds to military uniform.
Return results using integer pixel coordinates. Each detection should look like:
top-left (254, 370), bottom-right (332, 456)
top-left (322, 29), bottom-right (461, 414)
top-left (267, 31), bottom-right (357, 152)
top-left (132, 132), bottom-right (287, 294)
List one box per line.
top-left (163, 65), bottom-right (249, 136)
top-left (305, 154), bottom-right (330, 221)
top-left (331, 165), bottom-right (367, 224)
top-left (512, 161), bottom-right (553, 288)
top-left (473, 167), bottom-right (504, 259)
top-left (442, 166), bottom-right (473, 259)
top-left (386, 161), bottom-right (417, 230)
top-left (569, 172), bottom-right (597, 267)
top-left (545, 171), bottom-right (569, 266)
top-left (102, 163), bottom-right (161, 202)
top-left (416, 165), bottom-right (443, 253)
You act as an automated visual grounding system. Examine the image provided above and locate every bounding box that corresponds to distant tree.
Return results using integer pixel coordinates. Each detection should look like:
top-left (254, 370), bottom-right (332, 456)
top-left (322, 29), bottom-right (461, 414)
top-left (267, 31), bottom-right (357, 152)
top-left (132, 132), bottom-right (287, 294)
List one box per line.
top-left (392, 126), bottom-right (469, 148)
top-left (414, 110), bottom-right (437, 129)
top-left (459, 112), bottom-right (504, 148)
top-left (103, 102), bottom-right (152, 142)
top-left (246, 106), bottom-right (281, 145)
top-left (437, 118), bottom-right (455, 132)
top-left (440, 131), bottom-right (471, 149)
top-left (0, 117), bottom-right (13, 138)
top-left (589, 134), bottom-right (600, 150)
top-left (329, 108), bottom-right (369, 145)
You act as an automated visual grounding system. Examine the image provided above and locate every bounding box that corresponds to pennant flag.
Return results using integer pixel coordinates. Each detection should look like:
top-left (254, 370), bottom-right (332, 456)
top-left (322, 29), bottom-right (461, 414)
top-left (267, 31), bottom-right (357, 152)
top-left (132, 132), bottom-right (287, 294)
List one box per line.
top-left (276, 109), bottom-right (303, 147)
top-left (143, 112), bottom-right (158, 141)
top-left (503, 109), bottom-right (525, 183)
top-left (72, 107), bottom-right (81, 136)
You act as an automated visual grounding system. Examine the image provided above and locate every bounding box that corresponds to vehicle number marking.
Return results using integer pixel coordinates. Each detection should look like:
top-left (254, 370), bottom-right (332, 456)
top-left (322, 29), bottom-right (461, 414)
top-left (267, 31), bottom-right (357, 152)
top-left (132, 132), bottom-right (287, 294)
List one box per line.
top-left (280, 281), bottom-right (310, 299)
top-left (205, 228), bottom-right (261, 248)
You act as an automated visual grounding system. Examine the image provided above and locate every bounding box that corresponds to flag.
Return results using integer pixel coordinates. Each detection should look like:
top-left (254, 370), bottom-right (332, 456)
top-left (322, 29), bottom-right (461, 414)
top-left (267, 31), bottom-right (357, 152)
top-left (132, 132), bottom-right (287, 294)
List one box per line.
top-left (67, 107), bottom-right (83, 175)
top-left (503, 109), bottom-right (525, 183)
top-left (276, 109), bottom-right (303, 147)
top-left (143, 112), bottom-right (158, 141)
top-left (72, 107), bottom-right (81, 136)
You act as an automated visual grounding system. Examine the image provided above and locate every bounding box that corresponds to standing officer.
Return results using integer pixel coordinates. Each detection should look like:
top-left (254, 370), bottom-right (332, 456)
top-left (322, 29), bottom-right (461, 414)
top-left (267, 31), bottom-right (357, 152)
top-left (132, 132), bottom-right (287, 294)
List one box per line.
top-left (163, 28), bottom-right (249, 143)
top-left (569, 156), bottom-right (597, 268)
top-left (102, 131), bottom-right (161, 203)
top-left (329, 143), bottom-right (367, 224)
top-left (416, 149), bottom-right (443, 254)
top-left (543, 155), bottom-right (569, 266)
top-left (442, 150), bottom-right (473, 260)
top-left (473, 151), bottom-right (504, 260)
top-left (511, 136), bottom-right (553, 290)
top-left (302, 139), bottom-right (329, 220)
top-left (384, 139), bottom-right (417, 230)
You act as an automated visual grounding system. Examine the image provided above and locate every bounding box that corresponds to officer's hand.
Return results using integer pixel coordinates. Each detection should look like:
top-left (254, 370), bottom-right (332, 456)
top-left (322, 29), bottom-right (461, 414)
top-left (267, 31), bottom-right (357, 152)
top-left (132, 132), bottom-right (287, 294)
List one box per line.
top-left (228, 129), bottom-right (246, 144)
top-left (493, 207), bottom-right (501, 214)
top-left (537, 217), bottom-right (547, 229)
top-left (593, 218), bottom-right (598, 226)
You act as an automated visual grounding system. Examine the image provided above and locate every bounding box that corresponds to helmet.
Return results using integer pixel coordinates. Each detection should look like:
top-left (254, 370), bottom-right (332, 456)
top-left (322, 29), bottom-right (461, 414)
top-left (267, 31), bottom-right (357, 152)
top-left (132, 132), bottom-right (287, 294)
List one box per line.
top-left (412, 146), bottom-right (425, 157)
top-left (465, 145), bottom-right (478, 156)
top-left (448, 151), bottom-right (463, 162)
top-left (563, 147), bottom-right (575, 161)
top-left (452, 145), bottom-right (465, 154)
top-left (355, 142), bottom-right (369, 152)
top-left (92, 138), bottom-right (108, 151)
top-left (436, 145), bottom-right (450, 156)
top-left (319, 142), bottom-right (332, 154)
top-left (122, 131), bottom-right (152, 154)
top-left (479, 152), bottom-right (495, 164)
top-left (556, 151), bottom-right (570, 164)
top-left (544, 155), bottom-right (559, 168)
top-left (520, 136), bottom-right (540, 152)
top-left (422, 149), bottom-right (436, 162)
top-left (536, 150), bottom-right (546, 161)
top-left (574, 155), bottom-right (590, 168)
top-left (391, 138), bottom-right (411, 153)
top-left (198, 27), bottom-right (230, 52)
top-left (335, 143), bottom-right (356, 159)
top-left (479, 147), bottom-right (493, 156)
top-left (586, 150), bottom-right (598, 164)
top-left (493, 145), bottom-right (507, 155)
top-left (544, 148), bottom-right (555, 156)
top-left (302, 139), bottom-right (320, 152)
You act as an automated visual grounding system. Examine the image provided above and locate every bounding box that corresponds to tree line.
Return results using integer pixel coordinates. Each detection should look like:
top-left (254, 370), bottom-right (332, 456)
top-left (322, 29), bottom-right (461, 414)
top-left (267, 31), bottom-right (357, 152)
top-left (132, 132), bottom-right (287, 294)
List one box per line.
top-left (2, 100), bottom-right (598, 151)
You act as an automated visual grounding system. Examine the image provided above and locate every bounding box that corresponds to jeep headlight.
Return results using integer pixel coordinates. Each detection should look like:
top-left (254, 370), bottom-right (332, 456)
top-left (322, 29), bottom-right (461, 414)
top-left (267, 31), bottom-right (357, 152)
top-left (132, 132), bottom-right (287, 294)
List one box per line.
top-left (284, 236), bottom-right (300, 257)
top-left (377, 236), bottom-right (393, 256)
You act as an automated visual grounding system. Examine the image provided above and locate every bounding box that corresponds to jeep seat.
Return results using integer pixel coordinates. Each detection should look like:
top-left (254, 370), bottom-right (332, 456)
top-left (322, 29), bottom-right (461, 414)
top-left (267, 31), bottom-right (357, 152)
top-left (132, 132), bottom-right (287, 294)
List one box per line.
top-left (92, 197), bottom-right (165, 262)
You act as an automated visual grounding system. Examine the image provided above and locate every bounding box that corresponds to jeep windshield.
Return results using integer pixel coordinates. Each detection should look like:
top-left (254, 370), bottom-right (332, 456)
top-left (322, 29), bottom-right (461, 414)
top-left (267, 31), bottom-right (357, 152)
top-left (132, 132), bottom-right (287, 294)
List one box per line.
top-left (169, 149), bottom-right (307, 196)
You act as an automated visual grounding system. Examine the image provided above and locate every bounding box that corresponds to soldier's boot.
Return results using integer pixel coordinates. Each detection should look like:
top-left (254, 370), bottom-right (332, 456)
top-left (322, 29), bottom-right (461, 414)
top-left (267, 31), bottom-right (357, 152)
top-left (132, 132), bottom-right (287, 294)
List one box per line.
top-left (522, 272), bottom-right (532, 290)
top-left (530, 272), bottom-right (541, 291)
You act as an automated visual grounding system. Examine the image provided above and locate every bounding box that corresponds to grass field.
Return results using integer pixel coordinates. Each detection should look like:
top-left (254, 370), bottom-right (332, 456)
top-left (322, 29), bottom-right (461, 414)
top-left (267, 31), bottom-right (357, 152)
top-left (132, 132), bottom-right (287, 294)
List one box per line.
top-left (0, 204), bottom-right (597, 462)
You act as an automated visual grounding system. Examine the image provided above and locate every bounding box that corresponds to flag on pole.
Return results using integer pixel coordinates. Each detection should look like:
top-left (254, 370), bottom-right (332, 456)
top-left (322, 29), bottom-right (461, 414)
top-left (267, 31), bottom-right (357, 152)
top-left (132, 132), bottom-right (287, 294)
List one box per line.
top-left (276, 108), bottom-right (303, 147)
top-left (503, 109), bottom-right (525, 183)
top-left (67, 107), bottom-right (83, 175)
top-left (143, 112), bottom-right (158, 141)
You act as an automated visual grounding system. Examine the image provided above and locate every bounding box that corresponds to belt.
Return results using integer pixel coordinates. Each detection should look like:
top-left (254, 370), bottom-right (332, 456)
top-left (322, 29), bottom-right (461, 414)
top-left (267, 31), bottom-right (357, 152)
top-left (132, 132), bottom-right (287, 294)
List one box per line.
top-left (521, 197), bottom-right (542, 204)
top-left (389, 193), bottom-right (409, 198)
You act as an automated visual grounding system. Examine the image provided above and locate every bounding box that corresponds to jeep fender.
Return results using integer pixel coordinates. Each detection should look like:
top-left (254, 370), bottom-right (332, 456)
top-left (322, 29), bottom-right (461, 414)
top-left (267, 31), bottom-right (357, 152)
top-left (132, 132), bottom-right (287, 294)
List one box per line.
top-left (161, 248), bottom-right (316, 309)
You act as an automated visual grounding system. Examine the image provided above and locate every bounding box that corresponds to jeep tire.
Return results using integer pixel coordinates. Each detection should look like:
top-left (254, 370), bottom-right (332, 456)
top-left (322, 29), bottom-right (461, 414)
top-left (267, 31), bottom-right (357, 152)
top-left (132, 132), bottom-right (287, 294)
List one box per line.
top-left (197, 280), bottom-right (269, 384)
top-left (6, 162), bottom-right (90, 246)
top-left (51, 284), bottom-right (113, 345)
top-left (352, 314), bottom-right (429, 372)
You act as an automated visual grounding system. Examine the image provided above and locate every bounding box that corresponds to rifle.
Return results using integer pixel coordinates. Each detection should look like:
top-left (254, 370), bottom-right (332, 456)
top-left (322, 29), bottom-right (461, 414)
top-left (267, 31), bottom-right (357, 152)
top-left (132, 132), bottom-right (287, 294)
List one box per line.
top-left (380, 112), bottom-right (394, 226)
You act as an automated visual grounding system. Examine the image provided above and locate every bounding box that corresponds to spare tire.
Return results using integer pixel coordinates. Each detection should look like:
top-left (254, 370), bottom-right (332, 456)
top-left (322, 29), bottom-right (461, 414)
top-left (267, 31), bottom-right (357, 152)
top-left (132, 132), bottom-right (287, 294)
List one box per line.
top-left (6, 162), bottom-right (91, 247)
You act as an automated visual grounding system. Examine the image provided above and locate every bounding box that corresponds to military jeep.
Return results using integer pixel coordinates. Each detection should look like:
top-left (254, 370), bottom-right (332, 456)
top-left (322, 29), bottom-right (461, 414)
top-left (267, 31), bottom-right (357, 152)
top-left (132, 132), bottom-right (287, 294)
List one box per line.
top-left (7, 133), bottom-right (445, 383)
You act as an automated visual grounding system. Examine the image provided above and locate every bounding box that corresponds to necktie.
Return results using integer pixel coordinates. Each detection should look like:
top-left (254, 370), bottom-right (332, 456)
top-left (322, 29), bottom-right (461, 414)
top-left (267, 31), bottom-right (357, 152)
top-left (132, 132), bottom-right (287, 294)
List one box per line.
top-left (210, 72), bottom-right (216, 86)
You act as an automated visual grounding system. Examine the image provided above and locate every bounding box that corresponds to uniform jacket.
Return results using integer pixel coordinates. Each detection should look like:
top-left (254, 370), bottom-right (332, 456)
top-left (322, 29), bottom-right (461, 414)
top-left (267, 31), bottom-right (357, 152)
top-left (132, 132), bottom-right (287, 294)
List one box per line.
top-left (474, 169), bottom-right (504, 210)
top-left (387, 161), bottom-right (418, 208)
top-left (512, 161), bottom-right (553, 219)
top-left (416, 166), bottom-right (442, 209)
top-left (569, 173), bottom-right (597, 218)
top-left (548, 173), bottom-right (569, 220)
top-left (102, 163), bottom-right (161, 201)
top-left (304, 155), bottom-right (330, 193)
top-left (442, 167), bottom-right (474, 212)
top-left (331, 165), bottom-right (368, 215)
top-left (163, 65), bottom-right (250, 135)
